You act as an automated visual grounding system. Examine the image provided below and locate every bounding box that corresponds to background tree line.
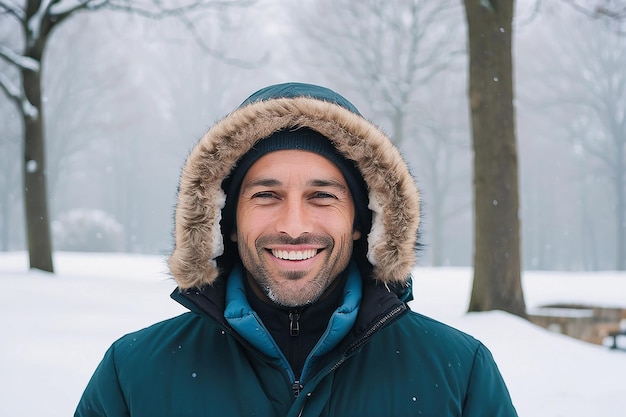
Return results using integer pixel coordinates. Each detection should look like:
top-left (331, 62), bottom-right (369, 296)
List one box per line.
top-left (1, 0), bottom-right (625, 316)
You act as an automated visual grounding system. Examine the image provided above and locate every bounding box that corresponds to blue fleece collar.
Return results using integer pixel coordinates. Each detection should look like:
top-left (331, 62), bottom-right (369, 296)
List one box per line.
top-left (224, 262), bottom-right (362, 383)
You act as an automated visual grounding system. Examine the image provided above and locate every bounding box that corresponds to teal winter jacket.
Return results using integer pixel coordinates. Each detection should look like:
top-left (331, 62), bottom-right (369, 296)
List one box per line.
top-left (75, 83), bottom-right (518, 416)
top-left (75, 264), bottom-right (517, 417)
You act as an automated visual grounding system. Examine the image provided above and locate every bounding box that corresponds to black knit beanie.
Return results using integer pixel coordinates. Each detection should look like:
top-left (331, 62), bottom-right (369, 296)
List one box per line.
top-left (221, 127), bottom-right (371, 239)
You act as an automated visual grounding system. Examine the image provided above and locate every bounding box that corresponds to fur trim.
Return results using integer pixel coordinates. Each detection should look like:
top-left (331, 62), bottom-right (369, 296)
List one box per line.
top-left (169, 97), bottom-right (420, 289)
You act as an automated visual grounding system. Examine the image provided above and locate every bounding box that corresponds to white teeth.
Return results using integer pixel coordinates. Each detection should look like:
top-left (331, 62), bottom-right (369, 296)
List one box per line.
top-left (271, 249), bottom-right (317, 260)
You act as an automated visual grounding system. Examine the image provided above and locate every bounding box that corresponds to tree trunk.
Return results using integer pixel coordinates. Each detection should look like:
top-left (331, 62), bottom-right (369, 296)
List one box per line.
top-left (21, 0), bottom-right (55, 272)
top-left (22, 64), bottom-right (54, 272)
top-left (463, 0), bottom-right (526, 317)
top-left (615, 138), bottom-right (625, 270)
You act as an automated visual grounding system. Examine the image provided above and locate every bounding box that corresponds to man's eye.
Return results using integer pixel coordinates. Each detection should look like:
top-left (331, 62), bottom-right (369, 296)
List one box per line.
top-left (251, 191), bottom-right (276, 199)
top-left (312, 192), bottom-right (337, 199)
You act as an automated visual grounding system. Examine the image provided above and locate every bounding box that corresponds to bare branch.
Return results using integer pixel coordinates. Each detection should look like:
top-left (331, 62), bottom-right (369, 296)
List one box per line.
top-left (594, 3), bottom-right (626, 19)
top-left (0, 0), bottom-right (26, 22)
top-left (562, 0), bottom-right (626, 34)
top-left (25, 0), bottom-right (56, 47)
top-left (103, 0), bottom-right (255, 20)
top-left (49, 0), bottom-right (109, 24)
top-left (562, 0), bottom-right (597, 17)
top-left (515, 0), bottom-right (543, 28)
top-left (171, 10), bottom-right (269, 68)
top-left (0, 71), bottom-right (38, 120)
top-left (0, 45), bottom-right (40, 71)
top-left (0, 70), bottom-right (20, 102)
top-left (49, 0), bottom-right (265, 66)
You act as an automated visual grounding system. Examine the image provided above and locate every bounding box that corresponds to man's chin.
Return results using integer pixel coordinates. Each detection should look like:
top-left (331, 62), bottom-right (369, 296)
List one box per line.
top-left (265, 281), bottom-right (324, 307)
top-left (278, 269), bottom-right (310, 281)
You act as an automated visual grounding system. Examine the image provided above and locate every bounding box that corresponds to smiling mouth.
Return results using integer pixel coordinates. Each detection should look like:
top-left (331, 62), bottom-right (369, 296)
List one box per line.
top-left (271, 249), bottom-right (319, 261)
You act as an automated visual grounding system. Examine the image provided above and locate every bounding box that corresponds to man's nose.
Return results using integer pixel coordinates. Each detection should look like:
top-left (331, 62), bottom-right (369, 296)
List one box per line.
top-left (276, 197), bottom-right (312, 238)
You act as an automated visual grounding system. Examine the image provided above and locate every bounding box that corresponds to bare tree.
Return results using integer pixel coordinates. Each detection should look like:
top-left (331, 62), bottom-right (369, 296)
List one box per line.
top-left (0, 0), bottom-right (254, 272)
top-left (415, 74), bottom-right (473, 266)
top-left (563, 0), bottom-right (626, 33)
top-left (293, 0), bottom-right (462, 143)
top-left (519, 6), bottom-right (626, 270)
top-left (463, 0), bottom-right (526, 317)
top-left (290, 0), bottom-right (469, 265)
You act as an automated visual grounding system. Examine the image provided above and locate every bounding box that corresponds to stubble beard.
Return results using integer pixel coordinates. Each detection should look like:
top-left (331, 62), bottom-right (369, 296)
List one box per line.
top-left (239, 234), bottom-right (352, 308)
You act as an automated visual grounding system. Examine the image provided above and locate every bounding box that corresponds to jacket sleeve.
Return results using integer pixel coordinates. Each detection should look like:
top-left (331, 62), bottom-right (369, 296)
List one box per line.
top-left (74, 344), bottom-right (130, 417)
top-left (462, 343), bottom-right (518, 417)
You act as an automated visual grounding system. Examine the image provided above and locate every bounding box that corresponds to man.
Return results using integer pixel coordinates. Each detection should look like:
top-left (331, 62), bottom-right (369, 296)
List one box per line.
top-left (75, 82), bottom-right (518, 416)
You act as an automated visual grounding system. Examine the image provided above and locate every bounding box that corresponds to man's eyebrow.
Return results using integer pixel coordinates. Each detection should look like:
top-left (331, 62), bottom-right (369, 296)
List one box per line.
top-left (241, 178), bottom-right (282, 192)
top-left (242, 178), bottom-right (348, 191)
top-left (307, 178), bottom-right (348, 191)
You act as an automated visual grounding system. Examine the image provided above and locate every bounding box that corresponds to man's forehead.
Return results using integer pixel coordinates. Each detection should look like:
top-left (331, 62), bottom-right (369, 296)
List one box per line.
top-left (242, 150), bottom-right (348, 187)
top-left (246, 149), bottom-right (344, 174)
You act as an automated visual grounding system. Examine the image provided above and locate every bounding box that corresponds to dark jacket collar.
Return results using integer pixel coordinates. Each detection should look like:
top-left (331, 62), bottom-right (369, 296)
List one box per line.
top-left (171, 265), bottom-right (408, 358)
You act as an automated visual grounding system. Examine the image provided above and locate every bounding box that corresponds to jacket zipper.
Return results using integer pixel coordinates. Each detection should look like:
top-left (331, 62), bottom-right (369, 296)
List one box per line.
top-left (292, 380), bottom-right (303, 397)
top-left (289, 310), bottom-right (302, 396)
top-left (296, 392), bottom-right (311, 417)
top-left (182, 289), bottom-right (306, 399)
top-left (329, 304), bottom-right (406, 373)
top-left (289, 311), bottom-right (300, 336)
top-left (294, 304), bottom-right (406, 415)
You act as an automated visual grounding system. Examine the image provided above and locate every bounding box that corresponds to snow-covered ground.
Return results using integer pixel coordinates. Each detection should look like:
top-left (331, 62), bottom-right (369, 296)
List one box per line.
top-left (1, 252), bottom-right (625, 416)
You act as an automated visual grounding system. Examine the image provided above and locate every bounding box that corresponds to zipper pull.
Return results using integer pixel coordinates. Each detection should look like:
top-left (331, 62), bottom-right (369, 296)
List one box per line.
top-left (289, 311), bottom-right (300, 336)
top-left (292, 380), bottom-right (303, 397)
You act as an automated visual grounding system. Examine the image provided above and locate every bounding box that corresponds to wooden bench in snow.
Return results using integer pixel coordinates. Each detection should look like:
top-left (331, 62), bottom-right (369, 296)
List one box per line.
top-left (608, 329), bottom-right (626, 350)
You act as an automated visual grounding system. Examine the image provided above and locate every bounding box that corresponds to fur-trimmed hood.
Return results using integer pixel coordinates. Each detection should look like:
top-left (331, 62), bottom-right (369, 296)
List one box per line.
top-left (168, 83), bottom-right (420, 290)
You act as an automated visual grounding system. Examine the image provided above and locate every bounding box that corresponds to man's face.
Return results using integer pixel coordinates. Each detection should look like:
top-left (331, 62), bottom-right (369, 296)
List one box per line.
top-left (232, 149), bottom-right (361, 307)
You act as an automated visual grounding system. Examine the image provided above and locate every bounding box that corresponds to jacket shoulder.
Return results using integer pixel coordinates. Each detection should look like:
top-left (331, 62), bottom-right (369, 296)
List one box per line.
top-left (109, 312), bottom-right (212, 360)
top-left (326, 311), bottom-right (518, 416)
top-left (400, 310), bottom-right (483, 352)
top-left (114, 312), bottom-right (199, 342)
top-left (76, 312), bottom-right (266, 417)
